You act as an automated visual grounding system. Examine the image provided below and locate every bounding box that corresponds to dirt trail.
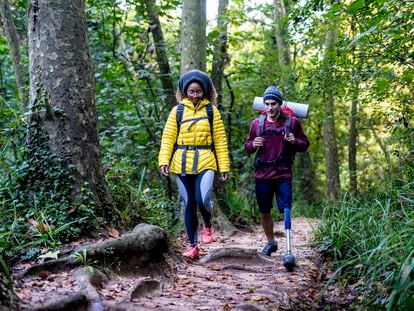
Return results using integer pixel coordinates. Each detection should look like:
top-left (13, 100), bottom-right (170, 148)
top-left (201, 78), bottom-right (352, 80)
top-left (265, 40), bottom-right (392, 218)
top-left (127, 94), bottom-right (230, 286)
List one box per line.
top-left (131, 217), bottom-right (322, 310)
top-left (12, 218), bottom-right (347, 310)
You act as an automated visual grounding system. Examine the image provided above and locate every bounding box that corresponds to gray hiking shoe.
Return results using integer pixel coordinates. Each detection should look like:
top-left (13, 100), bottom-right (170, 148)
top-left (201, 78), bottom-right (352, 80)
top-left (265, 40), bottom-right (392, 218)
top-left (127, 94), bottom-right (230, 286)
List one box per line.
top-left (262, 241), bottom-right (278, 257)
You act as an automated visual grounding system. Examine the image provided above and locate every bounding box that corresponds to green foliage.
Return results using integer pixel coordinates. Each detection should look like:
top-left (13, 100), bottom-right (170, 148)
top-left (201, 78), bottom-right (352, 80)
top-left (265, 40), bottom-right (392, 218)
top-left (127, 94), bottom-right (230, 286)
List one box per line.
top-left (0, 5), bottom-right (412, 310)
top-left (221, 177), bottom-right (259, 225)
top-left (72, 249), bottom-right (98, 268)
top-left (315, 188), bottom-right (414, 310)
top-left (0, 254), bottom-right (16, 309)
top-left (0, 93), bottom-right (99, 262)
top-left (106, 164), bottom-right (181, 237)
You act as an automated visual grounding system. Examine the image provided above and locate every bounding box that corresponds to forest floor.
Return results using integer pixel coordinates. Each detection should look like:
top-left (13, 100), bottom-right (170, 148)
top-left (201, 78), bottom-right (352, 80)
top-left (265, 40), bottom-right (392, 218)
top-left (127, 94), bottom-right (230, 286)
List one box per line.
top-left (11, 217), bottom-right (356, 310)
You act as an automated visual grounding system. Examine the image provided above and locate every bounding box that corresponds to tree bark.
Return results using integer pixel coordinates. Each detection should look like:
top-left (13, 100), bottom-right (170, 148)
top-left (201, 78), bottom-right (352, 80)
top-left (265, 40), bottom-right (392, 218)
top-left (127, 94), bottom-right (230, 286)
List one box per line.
top-left (349, 77), bottom-right (359, 194)
top-left (273, 0), bottom-right (317, 203)
top-left (27, 0), bottom-right (112, 213)
top-left (145, 0), bottom-right (176, 109)
top-left (211, 0), bottom-right (229, 106)
top-left (0, 0), bottom-right (26, 105)
top-left (273, 0), bottom-right (291, 70)
top-left (180, 0), bottom-right (206, 73)
top-left (322, 28), bottom-right (340, 201)
top-left (348, 21), bottom-right (359, 194)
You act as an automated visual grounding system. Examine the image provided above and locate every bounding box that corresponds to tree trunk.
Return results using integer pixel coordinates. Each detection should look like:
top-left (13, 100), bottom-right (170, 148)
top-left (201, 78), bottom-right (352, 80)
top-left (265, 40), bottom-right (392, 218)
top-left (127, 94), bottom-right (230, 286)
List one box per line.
top-left (322, 28), bottom-right (340, 201)
top-left (180, 0), bottom-right (206, 73)
top-left (273, 0), bottom-right (317, 203)
top-left (273, 0), bottom-right (291, 70)
top-left (348, 22), bottom-right (359, 194)
top-left (145, 0), bottom-right (176, 109)
top-left (0, 0), bottom-right (26, 105)
top-left (211, 0), bottom-right (229, 106)
top-left (349, 77), bottom-right (359, 194)
top-left (27, 0), bottom-right (112, 214)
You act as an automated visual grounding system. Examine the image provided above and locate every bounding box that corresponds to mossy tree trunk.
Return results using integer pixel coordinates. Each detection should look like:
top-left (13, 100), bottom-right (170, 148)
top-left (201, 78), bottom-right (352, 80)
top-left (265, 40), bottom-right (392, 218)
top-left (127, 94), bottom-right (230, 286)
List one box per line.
top-left (27, 0), bottom-right (112, 215)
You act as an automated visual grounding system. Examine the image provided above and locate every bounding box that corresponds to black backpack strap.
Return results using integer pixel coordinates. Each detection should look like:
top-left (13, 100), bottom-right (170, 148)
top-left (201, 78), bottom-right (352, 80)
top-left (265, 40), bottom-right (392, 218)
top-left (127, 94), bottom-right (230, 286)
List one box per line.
top-left (176, 103), bottom-right (184, 136)
top-left (285, 114), bottom-right (291, 136)
top-left (206, 103), bottom-right (214, 138)
top-left (176, 102), bottom-right (213, 136)
top-left (258, 114), bottom-right (266, 137)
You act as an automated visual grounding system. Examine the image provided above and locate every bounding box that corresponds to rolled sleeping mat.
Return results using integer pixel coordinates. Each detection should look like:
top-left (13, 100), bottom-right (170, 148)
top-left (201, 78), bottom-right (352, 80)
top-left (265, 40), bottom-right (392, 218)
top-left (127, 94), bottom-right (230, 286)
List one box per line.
top-left (253, 96), bottom-right (309, 119)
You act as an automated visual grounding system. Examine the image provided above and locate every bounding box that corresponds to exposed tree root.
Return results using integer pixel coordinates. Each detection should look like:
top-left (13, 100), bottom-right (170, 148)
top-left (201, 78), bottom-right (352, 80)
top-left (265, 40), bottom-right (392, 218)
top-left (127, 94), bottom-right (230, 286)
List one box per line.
top-left (18, 224), bottom-right (168, 279)
top-left (129, 278), bottom-right (160, 300)
top-left (13, 218), bottom-right (352, 310)
top-left (17, 224), bottom-right (169, 310)
top-left (199, 247), bottom-right (275, 265)
top-left (30, 292), bottom-right (88, 311)
top-left (17, 258), bottom-right (79, 279)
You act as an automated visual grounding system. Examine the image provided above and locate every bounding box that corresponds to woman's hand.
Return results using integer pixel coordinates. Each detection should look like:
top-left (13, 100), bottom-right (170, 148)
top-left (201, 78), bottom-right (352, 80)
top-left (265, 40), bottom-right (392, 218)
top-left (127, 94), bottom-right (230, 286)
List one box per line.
top-left (160, 165), bottom-right (169, 176)
top-left (220, 172), bottom-right (228, 182)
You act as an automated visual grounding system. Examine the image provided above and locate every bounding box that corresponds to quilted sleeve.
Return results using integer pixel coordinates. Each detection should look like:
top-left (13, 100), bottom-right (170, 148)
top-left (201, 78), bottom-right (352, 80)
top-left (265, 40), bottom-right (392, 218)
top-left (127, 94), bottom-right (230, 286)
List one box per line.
top-left (212, 106), bottom-right (230, 173)
top-left (158, 106), bottom-right (178, 167)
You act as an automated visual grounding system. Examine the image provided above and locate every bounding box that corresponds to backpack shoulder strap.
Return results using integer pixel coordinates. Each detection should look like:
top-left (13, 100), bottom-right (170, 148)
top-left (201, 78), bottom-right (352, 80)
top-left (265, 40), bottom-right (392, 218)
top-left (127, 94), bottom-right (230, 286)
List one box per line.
top-left (206, 103), bottom-right (214, 138)
top-left (176, 103), bottom-right (184, 136)
top-left (285, 114), bottom-right (292, 136)
top-left (258, 114), bottom-right (266, 137)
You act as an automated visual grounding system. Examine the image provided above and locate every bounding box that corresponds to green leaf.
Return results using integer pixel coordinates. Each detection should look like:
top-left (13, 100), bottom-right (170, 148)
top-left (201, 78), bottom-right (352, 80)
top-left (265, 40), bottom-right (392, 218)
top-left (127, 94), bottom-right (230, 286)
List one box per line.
top-left (349, 0), bottom-right (365, 13)
top-left (402, 70), bottom-right (413, 84)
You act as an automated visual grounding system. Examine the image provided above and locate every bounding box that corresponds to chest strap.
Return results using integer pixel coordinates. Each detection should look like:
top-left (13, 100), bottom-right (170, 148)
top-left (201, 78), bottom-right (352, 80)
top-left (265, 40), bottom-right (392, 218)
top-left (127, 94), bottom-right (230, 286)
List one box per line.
top-left (176, 145), bottom-right (213, 175)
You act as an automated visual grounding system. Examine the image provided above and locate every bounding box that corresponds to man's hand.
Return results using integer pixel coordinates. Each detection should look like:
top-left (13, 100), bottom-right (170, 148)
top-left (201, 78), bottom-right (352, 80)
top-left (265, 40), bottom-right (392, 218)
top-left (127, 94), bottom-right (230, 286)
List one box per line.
top-left (252, 137), bottom-right (266, 148)
top-left (285, 133), bottom-right (296, 144)
top-left (220, 172), bottom-right (228, 182)
top-left (160, 165), bottom-right (169, 176)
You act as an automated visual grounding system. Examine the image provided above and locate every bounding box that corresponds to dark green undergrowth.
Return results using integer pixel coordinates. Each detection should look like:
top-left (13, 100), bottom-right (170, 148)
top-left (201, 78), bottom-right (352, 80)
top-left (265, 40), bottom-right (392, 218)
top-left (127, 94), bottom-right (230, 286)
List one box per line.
top-left (106, 165), bottom-right (183, 239)
top-left (315, 186), bottom-right (414, 310)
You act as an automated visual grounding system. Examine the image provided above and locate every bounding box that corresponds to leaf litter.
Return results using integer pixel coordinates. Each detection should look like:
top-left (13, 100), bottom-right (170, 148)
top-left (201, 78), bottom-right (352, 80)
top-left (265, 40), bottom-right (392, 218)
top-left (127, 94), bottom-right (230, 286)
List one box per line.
top-left (12, 217), bottom-right (356, 310)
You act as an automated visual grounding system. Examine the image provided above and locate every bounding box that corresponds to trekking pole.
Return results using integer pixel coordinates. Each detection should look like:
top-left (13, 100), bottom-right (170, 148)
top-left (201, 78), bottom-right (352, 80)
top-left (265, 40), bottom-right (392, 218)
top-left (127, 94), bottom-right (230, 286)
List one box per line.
top-left (282, 208), bottom-right (295, 271)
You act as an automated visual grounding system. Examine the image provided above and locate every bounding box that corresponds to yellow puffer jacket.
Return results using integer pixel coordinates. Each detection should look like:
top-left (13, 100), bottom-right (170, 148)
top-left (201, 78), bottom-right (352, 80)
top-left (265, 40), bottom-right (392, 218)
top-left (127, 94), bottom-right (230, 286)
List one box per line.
top-left (158, 98), bottom-right (230, 175)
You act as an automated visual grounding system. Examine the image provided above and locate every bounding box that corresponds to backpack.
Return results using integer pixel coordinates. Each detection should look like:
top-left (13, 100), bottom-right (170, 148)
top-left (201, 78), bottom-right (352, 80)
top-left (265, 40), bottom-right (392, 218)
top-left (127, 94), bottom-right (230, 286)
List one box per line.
top-left (176, 102), bottom-right (214, 138)
top-left (258, 112), bottom-right (291, 138)
top-left (175, 102), bottom-right (215, 175)
top-left (254, 112), bottom-right (293, 171)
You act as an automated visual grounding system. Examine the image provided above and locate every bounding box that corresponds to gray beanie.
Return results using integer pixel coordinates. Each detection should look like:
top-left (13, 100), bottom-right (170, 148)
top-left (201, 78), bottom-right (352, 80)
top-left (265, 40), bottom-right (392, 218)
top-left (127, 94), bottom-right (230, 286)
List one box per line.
top-left (178, 70), bottom-right (212, 95)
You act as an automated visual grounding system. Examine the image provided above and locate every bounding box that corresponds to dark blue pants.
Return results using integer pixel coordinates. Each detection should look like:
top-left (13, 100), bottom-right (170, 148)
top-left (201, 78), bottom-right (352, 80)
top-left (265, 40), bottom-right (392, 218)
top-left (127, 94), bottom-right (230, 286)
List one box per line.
top-left (255, 178), bottom-right (292, 214)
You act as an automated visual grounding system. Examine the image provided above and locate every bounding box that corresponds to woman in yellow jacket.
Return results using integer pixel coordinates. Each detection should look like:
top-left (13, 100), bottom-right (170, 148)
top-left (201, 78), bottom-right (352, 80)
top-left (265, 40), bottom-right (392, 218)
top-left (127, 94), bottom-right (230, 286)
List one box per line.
top-left (158, 70), bottom-right (230, 259)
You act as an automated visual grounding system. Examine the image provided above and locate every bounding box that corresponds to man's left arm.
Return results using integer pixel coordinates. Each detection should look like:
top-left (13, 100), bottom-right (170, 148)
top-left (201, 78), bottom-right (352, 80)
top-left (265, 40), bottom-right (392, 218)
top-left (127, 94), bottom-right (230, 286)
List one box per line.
top-left (291, 118), bottom-right (310, 152)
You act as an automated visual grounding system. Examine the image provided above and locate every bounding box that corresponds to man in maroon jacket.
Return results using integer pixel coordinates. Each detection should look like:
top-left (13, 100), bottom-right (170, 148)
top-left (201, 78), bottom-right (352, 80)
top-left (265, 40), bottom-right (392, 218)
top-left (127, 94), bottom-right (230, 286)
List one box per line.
top-left (244, 86), bottom-right (310, 257)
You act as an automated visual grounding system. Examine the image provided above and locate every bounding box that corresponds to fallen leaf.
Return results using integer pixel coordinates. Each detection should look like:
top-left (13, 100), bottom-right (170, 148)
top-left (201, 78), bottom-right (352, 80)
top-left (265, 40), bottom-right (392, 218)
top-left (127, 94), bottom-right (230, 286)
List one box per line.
top-left (37, 221), bottom-right (50, 233)
top-left (250, 295), bottom-right (268, 301)
top-left (38, 270), bottom-right (49, 279)
top-left (108, 227), bottom-right (120, 238)
top-left (206, 263), bottom-right (221, 271)
top-left (39, 250), bottom-right (60, 260)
